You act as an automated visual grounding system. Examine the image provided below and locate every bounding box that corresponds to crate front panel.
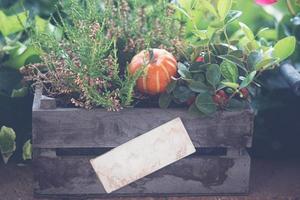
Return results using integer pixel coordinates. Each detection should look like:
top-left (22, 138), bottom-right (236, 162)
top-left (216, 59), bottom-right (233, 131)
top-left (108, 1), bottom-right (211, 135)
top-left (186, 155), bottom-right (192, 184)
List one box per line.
top-left (33, 108), bottom-right (253, 149)
top-left (34, 149), bottom-right (250, 197)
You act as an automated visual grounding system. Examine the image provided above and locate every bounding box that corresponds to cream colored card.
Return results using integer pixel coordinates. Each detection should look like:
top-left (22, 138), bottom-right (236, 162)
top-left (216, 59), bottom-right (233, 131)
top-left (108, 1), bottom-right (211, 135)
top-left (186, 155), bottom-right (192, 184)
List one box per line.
top-left (90, 117), bottom-right (196, 193)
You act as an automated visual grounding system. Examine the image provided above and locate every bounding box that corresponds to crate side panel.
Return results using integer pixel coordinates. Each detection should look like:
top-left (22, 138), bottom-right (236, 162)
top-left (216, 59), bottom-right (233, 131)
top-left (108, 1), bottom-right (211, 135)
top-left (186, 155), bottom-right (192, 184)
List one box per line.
top-left (33, 108), bottom-right (254, 148)
top-left (34, 151), bottom-right (250, 197)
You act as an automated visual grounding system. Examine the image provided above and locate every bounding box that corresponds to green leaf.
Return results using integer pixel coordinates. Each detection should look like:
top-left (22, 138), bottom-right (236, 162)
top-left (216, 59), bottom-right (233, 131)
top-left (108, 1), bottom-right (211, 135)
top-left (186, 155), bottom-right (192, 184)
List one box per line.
top-left (274, 36), bottom-right (296, 62)
top-left (0, 11), bottom-right (28, 36)
top-left (190, 63), bottom-right (210, 73)
top-left (188, 80), bottom-right (210, 93)
top-left (255, 58), bottom-right (278, 71)
top-left (22, 140), bottom-right (32, 161)
top-left (195, 93), bottom-right (217, 115)
top-left (220, 61), bottom-right (238, 82)
top-left (11, 87), bottom-right (28, 98)
top-left (159, 93), bottom-right (172, 109)
top-left (0, 126), bottom-right (16, 164)
top-left (229, 50), bottom-right (244, 58)
top-left (188, 103), bottom-right (204, 116)
top-left (218, 0), bottom-right (232, 20)
top-left (35, 16), bottom-right (63, 40)
top-left (201, 0), bottom-right (219, 17)
top-left (178, 62), bottom-right (191, 79)
top-left (221, 81), bottom-right (239, 90)
top-left (166, 80), bottom-right (177, 94)
top-left (239, 22), bottom-right (255, 41)
top-left (247, 51), bottom-right (263, 70)
top-left (206, 64), bottom-right (221, 88)
top-left (4, 45), bottom-right (41, 69)
top-left (240, 71), bottom-right (257, 88)
top-left (225, 10), bottom-right (242, 24)
top-left (173, 85), bottom-right (193, 103)
top-left (257, 28), bottom-right (277, 40)
top-left (219, 55), bottom-right (246, 72)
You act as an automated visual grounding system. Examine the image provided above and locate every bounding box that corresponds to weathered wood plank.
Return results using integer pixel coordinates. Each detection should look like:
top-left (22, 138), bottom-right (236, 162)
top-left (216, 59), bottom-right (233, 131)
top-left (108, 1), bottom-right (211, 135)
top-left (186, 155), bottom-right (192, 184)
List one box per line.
top-left (32, 108), bottom-right (253, 149)
top-left (34, 149), bottom-right (250, 197)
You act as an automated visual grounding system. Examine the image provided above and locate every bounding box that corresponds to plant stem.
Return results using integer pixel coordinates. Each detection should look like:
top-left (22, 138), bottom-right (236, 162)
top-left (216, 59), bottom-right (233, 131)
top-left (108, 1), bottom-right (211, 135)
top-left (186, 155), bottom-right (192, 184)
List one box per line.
top-left (286, 0), bottom-right (296, 16)
top-left (224, 26), bottom-right (231, 53)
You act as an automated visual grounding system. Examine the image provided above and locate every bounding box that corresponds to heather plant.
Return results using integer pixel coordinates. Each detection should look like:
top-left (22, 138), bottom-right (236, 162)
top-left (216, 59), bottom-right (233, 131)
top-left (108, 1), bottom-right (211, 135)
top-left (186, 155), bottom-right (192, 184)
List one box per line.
top-left (105, 0), bottom-right (184, 55)
top-left (21, 0), bottom-right (186, 110)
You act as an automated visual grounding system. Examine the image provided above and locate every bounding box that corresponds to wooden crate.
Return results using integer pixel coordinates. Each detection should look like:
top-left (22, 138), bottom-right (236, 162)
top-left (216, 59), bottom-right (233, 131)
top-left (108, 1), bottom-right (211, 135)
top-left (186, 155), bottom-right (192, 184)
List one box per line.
top-left (32, 88), bottom-right (254, 198)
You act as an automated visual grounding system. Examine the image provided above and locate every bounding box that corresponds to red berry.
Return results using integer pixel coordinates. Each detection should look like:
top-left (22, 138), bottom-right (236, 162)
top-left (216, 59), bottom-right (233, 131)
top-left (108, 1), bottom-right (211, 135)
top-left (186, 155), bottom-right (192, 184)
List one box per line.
top-left (186, 96), bottom-right (196, 106)
top-left (195, 56), bottom-right (204, 62)
top-left (213, 90), bottom-right (229, 106)
top-left (240, 88), bottom-right (249, 99)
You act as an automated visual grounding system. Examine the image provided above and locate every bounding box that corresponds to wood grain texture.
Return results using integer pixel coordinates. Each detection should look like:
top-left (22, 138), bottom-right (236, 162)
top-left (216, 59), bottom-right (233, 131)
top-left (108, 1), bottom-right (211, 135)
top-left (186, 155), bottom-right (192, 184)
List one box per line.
top-left (32, 88), bottom-right (254, 149)
top-left (32, 108), bottom-right (253, 149)
top-left (34, 149), bottom-right (250, 197)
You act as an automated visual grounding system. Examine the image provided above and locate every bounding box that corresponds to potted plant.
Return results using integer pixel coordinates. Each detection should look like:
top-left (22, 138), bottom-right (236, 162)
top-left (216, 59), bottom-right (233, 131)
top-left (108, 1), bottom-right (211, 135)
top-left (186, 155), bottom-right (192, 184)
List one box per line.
top-left (21, 0), bottom-right (295, 197)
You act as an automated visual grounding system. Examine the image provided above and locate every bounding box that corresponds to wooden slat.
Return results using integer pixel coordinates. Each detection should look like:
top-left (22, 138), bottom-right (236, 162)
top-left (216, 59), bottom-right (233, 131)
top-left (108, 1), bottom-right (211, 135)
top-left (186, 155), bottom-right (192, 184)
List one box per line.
top-left (34, 149), bottom-right (250, 197)
top-left (32, 108), bottom-right (253, 149)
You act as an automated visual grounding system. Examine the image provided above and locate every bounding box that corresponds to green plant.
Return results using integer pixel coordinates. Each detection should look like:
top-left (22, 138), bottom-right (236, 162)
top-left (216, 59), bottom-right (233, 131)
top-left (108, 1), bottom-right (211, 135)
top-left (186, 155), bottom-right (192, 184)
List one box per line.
top-left (0, 126), bottom-right (32, 163)
top-left (268, 1), bottom-right (300, 65)
top-left (0, 2), bottom-right (54, 163)
top-left (159, 0), bottom-right (296, 115)
top-left (0, 126), bottom-right (16, 163)
top-left (21, 0), bottom-right (185, 110)
top-left (104, 0), bottom-right (185, 57)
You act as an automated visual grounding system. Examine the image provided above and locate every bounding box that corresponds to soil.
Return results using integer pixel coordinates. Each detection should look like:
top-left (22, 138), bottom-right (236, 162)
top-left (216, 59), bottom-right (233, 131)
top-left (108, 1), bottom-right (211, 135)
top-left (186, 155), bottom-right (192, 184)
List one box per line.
top-left (0, 159), bottom-right (300, 200)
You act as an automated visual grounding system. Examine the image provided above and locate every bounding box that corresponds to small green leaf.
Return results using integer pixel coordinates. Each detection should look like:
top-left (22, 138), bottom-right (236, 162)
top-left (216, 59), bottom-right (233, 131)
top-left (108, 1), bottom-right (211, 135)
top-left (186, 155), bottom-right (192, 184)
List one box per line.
top-left (35, 16), bottom-right (63, 40)
top-left (221, 81), bottom-right (240, 90)
top-left (195, 93), bottom-right (217, 115)
top-left (190, 63), bottom-right (210, 73)
top-left (218, 0), bottom-right (232, 20)
top-left (240, 71), bottom-right (257, 88)
top-left (255, 58), bottom-right (278, 71)
top-left (188, 103), bottom-right (204, 116)
top-left (206, 64), bottom-right (221, 88)
top-left (229, 50), bottom-right (244, 58)
top-left (159, 93), bottom-right (172, 109)
top-left (178, 62), bottom-right (191, 79)
top-left (274, 36), bottom-right (296, 62)
top-left (219, 55), bottom-right (247, 72)
top-left (166, 81), bottom-right (177, 94)
top-left (0, 11), bottom-right (28, 36)
top-left (0, 126), bottom-right (16, 164)
top-left (239, 22), bottom-right (255, 41)
top-left (11, 87), bottom-right (28, 98)
top-left (22, 140), bottom-right (32, 161)
top-left (201, 0), bottom-right (219, 17)
top-left (247, 51), bottom-right (263, 70)
top-left (257, 28), bottom-right (277, 40)
top-left (188, 80), bottom-right (210, 93)
top-left (225, 10), bottom-right (242, 24)
top-left (220, 61), bottom-right (238, 82)
top-left (4, 45), bottom-right (41, 69)
top-left (173, 86), bottom-right (193, 103)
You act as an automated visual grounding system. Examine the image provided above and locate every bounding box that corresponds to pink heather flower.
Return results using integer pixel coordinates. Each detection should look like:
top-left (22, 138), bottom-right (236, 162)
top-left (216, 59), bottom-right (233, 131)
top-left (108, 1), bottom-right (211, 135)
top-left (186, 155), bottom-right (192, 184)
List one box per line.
top-left (255, 0), bottom-right (277, 5)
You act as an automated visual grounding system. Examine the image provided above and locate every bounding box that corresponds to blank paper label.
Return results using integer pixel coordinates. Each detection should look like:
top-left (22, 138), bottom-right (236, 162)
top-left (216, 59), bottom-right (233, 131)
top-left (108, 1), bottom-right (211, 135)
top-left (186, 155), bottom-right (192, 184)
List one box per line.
top-left (90, 117), bottom-right (196, 193)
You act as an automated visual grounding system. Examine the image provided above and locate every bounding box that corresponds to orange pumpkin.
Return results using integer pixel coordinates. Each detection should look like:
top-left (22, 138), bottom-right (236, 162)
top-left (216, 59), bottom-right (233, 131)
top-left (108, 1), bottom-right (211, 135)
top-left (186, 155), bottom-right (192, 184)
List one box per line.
top-left (128, 49), bottom-right (177, 95)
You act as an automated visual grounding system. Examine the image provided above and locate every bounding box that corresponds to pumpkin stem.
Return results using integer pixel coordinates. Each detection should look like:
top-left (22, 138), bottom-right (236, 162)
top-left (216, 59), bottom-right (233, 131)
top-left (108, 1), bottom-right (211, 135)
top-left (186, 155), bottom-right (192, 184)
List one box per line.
top-left (148, 49), bottom-right (155, 63)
